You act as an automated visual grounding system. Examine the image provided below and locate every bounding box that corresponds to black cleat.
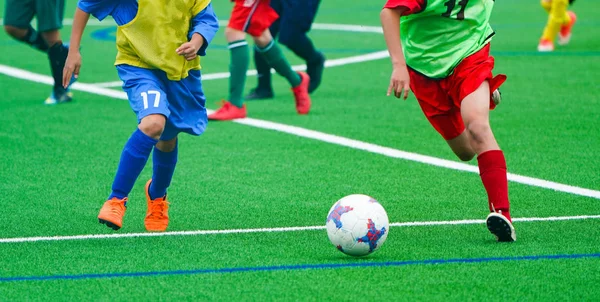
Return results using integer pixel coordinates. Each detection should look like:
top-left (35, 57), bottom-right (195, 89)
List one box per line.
top-left (307, 51), bottom-right (325, 93)
top-left (246, 88), bottom-right (274, 100)
top-left (99, 219), bottom-right (121, 231)
top-left (486, 212), bottom-right (516, 242)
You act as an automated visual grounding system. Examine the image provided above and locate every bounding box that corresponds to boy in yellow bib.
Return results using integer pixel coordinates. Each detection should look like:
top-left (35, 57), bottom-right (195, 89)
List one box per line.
top-left (62, 0), bottom-right (219, 232)
top-left (538, 0), bottom-right (577, 52)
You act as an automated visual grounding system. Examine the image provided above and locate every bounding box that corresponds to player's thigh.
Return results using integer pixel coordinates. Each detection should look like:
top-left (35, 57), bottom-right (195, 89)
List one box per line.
top-left (279, 0), bottom-right (320, 35)
top-left (34, 0), bottom-right (65, 32)
top-left (409, 68), bottom-right (464, 141)
top-left (160, 69), bottom-right (207, 141)
top-left (460, 81), bottom-right (491, 128)
top-left (3, 0), bottom-right (35, 28)
top-left (117, 65), bottom-right (170, 123)
top-left (228, 0), bottom-right (279, 37)
top-left (448, 44), bottom-right (505, 111)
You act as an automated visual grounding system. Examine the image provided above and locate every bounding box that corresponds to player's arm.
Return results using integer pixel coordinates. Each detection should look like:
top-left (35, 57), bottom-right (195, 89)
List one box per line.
top-left (177, 3), bottom-right (220, 61)
top-left (381, 7), bottom-right (410, 100)
top-left (63, 8), bottom-right (89, 88)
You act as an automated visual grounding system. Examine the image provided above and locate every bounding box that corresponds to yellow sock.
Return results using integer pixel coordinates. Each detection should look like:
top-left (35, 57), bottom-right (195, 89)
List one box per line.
top-left (541, 0), bottom-right (570, 42)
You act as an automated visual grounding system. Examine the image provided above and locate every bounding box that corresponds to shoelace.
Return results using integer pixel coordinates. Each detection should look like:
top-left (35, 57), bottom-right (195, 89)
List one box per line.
top-left (107, 198), bottom-right (126, 214)
top-left (148, 201), bottom-right (168, 218)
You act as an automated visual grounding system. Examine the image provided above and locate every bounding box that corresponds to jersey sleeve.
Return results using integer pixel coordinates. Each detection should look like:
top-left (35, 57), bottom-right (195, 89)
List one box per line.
top-left (383, 0), bottom-right (426, 15)
top-left (77, 0), bottom-right (120, 21)
top-left (189, 3), bottom-right (220, 56)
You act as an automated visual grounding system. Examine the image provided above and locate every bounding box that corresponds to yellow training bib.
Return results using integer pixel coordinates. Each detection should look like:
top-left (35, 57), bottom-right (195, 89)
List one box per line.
top-left (115, 0), bottom-right (211, 81)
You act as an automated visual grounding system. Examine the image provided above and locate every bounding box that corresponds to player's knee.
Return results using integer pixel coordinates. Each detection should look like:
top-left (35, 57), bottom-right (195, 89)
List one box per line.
top-left (466, 121), bottom-right (492, 145)
top-left (225, 27), bottom-right (246, 42)
top-left (138, 115), bottom-right (166, 139)
top-left (4, 25), bottom-right (25, 40)
top-left (253, 30), bottom-right (273, 48)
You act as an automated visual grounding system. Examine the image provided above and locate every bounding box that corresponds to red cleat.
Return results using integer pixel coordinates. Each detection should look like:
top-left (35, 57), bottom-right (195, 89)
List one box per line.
top-left (537, 39), bottom-right (554, 52)
top-left (208, 101), bottom-right (247, 121)
top-left (292, 72), bottom-right (311, 115)
top-left (558, 11), bottom-right (577, 45)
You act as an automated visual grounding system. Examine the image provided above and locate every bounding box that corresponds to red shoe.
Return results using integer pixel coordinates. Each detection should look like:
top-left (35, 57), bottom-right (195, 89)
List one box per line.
top-left (292, 72), bottom-right (311, 115)
top-left (537, 39), bottom-right (554, 52)
top-left (558, 11), bottom-right (577, 45)
top-left (208, 101), bottom-right (247, 121)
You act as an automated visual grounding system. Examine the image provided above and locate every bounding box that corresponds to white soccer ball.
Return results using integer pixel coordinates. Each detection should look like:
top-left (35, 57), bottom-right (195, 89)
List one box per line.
top-left (326, 194), bottom-right (389, 257)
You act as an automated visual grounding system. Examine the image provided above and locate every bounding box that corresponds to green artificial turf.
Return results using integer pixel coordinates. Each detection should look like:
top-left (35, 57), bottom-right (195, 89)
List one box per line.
top-left (0, 0), bottom-right (599, 300)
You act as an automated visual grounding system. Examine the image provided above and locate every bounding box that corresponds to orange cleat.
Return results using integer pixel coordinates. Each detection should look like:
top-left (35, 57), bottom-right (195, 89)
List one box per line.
top-left (208, 101), bottom-right (247, 121)
top-left (558, 11), bottom-right (577, 45)
top-left (292, 72), bottom-right (311, 115)
top-left (537, 39), bottom-right (554, 52)
top-left (98, 197), bottom-right (127, 230)
top-left (144, 179), bottom-right (170, 232)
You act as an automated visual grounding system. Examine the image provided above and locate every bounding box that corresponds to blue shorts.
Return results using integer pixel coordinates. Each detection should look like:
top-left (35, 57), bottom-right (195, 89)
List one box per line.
top-left (117, 65), bottom-right (207, 141)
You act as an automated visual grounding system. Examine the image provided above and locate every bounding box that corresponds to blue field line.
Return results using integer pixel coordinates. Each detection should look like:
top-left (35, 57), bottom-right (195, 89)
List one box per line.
top-left (1, 253), bottom-right (599, 283)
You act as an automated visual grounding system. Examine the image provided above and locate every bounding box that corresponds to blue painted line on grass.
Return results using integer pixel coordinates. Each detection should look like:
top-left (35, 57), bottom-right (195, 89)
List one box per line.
top-left (1, 253), bottom-right (599, 283)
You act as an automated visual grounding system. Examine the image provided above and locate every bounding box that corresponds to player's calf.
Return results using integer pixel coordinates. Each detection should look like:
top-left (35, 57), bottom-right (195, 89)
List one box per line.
top-left (446, 132), bottom-right (476, 162)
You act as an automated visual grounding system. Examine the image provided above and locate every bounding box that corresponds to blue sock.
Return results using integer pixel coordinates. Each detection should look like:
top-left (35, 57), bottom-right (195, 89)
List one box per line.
top-left (109, 129), bottom-right (158, 200)
top-left (149, 141), bottom-right (178, 199)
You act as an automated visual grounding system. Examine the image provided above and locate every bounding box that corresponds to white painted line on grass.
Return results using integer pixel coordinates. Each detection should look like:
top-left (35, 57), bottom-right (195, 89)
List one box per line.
top-left (1, 215), bottom-right (599, 244)
top-left (1, 64), bottom-right (599, 201)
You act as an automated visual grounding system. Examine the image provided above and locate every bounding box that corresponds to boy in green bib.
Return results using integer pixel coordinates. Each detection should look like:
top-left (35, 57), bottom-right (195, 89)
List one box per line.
top-left (381, 0), bottom-right (516, 242)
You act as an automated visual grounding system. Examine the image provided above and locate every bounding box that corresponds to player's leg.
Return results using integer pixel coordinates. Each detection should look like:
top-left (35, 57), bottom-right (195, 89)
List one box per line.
top-left (34, 0), bottom-right (75, 105)
top-left (3, 0), bottom-right (49, 51)
top-left (254, 29), bottom-right (311, 114)
top-left (144, 136), bottom-right (176, 232)
top-left (460, 81), bottom-right (515, 242)
top-left (539, 0), bottom-right (573, 51)
top-left (209, 0), bottom-right (262, 120)
top-left (247, 0), bottom-right (282, 100)
top-left (98, 66), bottom-right (168, 231)
top-left (225, 26), bottom-right (250, 110)
top-left (277, 0), bottom-right (325, 93)
top-left (144, 70), bottom-right (207, 232)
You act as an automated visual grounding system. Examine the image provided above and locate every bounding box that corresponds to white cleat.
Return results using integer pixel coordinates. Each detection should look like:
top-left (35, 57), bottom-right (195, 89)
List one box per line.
top-left (558, 33), bottom-right (572, 46)
top-left (486, 212), bottom-right (516, 242)
top-left (537, 40), bottom-right (554, 52)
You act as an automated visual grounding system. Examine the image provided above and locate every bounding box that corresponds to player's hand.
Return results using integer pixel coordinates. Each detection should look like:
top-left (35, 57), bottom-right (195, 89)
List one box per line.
top-left (176, 42), bottom-right (200, 61)
top-left (386, 65), bottom-right (410, 100)
top-left (63, 51), bottom-right (82, 89)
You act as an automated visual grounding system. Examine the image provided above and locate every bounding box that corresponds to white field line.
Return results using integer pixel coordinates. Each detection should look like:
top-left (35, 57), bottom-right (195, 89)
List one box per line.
top-left (1, 63), bottom-right (600, 201)
top-left (1, 215), bottom-right (599, 244)
top-left (93, 50), bottom-right (390, 88)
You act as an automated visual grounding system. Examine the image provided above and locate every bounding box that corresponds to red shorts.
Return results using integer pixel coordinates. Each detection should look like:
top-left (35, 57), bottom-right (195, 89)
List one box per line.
top-left (228, 0), bottom-right (279, 37)
top-left (409, 44), bottom-right (507, 140)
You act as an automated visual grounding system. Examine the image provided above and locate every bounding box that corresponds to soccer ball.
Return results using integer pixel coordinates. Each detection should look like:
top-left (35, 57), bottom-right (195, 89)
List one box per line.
top-left (326, 194), bottom-right (389, 257)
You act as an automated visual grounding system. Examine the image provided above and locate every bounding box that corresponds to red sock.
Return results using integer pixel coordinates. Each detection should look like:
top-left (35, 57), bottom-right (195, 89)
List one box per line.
top-left (477, 150), bottom-right (511, 222)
